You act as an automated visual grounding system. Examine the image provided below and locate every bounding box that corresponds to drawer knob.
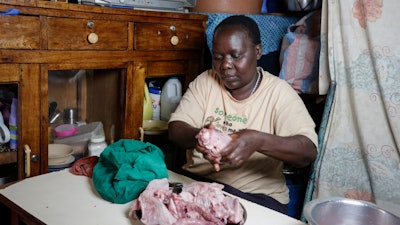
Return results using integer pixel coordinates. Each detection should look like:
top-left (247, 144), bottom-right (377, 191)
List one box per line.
top-left (87, 21), bottom-right (95, 29)
top-left (170, 35), bottom-right (179, 46)
top-left (88, 33), bottom-right (99, 44)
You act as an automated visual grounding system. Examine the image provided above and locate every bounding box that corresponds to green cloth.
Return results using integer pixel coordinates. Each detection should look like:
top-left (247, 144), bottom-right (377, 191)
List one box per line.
top-left (92, 139), bottom-right (168, 204)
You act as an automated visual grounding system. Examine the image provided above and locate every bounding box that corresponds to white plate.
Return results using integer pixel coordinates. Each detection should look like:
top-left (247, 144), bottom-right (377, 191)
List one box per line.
top-left (48, 155), bottom-right (75, 168)
top-left (144, 129), bottom-right (167, 135)
top-left (143, 120), bottom-right (168, 135)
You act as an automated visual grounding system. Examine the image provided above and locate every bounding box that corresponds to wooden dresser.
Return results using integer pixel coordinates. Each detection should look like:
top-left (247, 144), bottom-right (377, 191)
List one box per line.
top-left (0, 1), bottom-right (207, 181)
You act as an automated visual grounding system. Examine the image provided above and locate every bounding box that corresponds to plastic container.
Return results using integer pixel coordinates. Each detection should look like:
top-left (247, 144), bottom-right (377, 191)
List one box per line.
top-left (143, 83), bottom-right (153, 120)
top-left (53, 124), bottom-right (77, 137)
top-left (149, 86), bottom-right (161, 120)
top-left (88, 134), bottom-right (107, 157)
top-left (160, 77), bottom-right (182, 121)
top-left (54, 121), bottom-right (104, 159)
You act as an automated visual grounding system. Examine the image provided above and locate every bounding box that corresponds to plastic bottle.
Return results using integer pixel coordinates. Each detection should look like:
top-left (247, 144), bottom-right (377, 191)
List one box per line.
top-left (143, 83), bottom-right (153, 120)
top-left (160, 77), bottom-right (182, 121)
top-left (88, 134), bottom-right (107, 157)
top-left (149, 86), bottom-right (161, 120)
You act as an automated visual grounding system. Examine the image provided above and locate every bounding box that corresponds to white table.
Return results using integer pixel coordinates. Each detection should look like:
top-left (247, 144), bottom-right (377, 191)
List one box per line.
top-left (0, 169), bottom-right (306, 225)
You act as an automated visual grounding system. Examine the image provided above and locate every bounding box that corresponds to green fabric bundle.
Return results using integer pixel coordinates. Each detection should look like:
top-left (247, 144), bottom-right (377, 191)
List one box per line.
top-left (92, 139), bottom-right (168, 204)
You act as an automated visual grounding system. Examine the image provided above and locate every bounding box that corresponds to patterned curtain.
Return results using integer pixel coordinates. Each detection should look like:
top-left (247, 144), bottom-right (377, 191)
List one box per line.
top-left (307, 0), bottom-right (400, 218)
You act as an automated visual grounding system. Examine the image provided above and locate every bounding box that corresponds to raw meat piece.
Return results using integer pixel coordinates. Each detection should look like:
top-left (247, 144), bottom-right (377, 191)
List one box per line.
top-left (223, 195), bottom-right (244, 224)
top-left (70, 156), bottom-right (98, 177)
top-left (169, 192), bottom-right (186, 219)
top-left (175, 218), bottom-right (216, 225)
top-left (129, 179), bottom-right (245, 225)
top-left (130, 178), bottom-right (177, 225)
top-left (181, 182), bottom-right (244, 225)
top-left (195, 128), bottom-right (232, 171)
top-left (185, 203), bottom-right (225, 225)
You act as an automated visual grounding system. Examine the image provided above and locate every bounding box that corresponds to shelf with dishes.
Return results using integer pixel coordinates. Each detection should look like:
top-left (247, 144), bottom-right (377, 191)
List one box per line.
top-left (0, 150), bottom-right (17, 165)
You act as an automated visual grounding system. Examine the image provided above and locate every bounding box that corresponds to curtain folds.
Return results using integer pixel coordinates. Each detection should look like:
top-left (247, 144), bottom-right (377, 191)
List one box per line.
top-left (306, 0), bottom-right (400, 218)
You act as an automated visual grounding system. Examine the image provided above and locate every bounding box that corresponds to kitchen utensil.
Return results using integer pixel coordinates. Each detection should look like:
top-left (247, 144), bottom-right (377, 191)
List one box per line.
top-left (49, 110), bottom-right (62, 124)
top-left (169, 182), bottom-right (183, 194)
top-left (63, 108), bottom-right (77, 124)
top-left (48, 101), bottom-right (58, 118)
top-left (304, 197), bottom-right (400, 225)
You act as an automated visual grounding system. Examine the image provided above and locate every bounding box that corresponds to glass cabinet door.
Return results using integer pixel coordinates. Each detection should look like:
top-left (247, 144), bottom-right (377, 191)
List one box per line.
top-left (0, 84), bottom-right (18, 185)
top-left (47, 68), bottom-right (126, 170)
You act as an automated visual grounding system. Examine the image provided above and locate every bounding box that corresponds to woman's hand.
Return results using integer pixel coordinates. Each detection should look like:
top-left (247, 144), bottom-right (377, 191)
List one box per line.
top-left (195, 127), bottom-right (261, 170)
top-left (196, 127), bottom-right (317, 170)
top-left (221, 129), bottom-right (317, 169)
top-left (219, 129), bottom-right (261, 167)
top-left (195, 125), bottom-right (229, 171)
top-left (196, 143), bottom-right (223, 171)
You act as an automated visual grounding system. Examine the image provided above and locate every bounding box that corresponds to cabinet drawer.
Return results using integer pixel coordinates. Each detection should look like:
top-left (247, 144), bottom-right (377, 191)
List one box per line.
top-left (0, 15), bottom-right (40, 49)
top-left (135, 22), bottom-right (205, 51)
top-left (47, 18), bottom-right (128, 50)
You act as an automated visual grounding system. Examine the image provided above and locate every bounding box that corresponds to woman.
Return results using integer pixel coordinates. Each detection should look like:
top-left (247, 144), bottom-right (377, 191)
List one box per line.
top-left (168, 15), bottom-right (317, 214)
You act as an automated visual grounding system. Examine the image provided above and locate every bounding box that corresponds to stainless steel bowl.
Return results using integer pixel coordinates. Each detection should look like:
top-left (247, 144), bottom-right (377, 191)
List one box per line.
top-left (284, 0), bottom-right (322, 11)
top-left (304, 197), bottom-right (400, 225)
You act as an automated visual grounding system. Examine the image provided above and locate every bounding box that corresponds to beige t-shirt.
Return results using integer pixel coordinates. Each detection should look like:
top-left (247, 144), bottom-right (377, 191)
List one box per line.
top-left (169, 68), bottom-right (317, 204)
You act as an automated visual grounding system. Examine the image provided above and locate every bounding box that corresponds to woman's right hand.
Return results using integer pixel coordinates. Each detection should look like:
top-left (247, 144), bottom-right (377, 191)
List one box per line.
top-left (195, 125), bottom-right (230, 171)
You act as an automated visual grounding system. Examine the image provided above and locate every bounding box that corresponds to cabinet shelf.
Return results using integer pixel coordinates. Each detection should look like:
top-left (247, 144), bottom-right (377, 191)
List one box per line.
top-left (0, 151), bottom-right (17, 165)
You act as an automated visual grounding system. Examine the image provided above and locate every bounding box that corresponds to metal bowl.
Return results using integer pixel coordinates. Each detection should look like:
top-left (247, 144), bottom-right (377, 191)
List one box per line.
top-left (284, 0), bottom-right (322, 11)
top-left (304, 197), bottom-right (400, 225)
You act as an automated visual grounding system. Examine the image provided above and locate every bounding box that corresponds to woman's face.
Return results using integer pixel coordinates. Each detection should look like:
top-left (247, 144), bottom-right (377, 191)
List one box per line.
top-left (212, 26), bottom-right (262, 97)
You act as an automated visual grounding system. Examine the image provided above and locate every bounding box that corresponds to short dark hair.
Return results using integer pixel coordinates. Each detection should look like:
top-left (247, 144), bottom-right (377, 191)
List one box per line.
top-left (213, 15), bottom-right (261, 45)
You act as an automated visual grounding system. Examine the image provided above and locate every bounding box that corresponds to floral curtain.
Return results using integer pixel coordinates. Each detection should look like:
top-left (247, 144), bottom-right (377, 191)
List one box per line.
top-left (307, 0), bottom-right (400, 217)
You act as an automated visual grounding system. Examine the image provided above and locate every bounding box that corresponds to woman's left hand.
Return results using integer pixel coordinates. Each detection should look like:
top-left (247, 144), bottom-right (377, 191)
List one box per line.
top-left (220, 129), bottom-right (261, 167)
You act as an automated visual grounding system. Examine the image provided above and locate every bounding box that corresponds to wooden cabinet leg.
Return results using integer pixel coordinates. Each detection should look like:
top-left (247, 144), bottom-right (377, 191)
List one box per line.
top-left (10, 210), bottom-right (19, 225)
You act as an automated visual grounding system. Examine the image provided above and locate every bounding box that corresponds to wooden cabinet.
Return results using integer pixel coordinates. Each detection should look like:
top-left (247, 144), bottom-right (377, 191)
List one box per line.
top-left (0, 1), bottom-right (207, 182)
top-left (134, 22), bottom-right (205, 50)
top-left (47, 17), bottom-right (129, 50)
top-left (0, 15), bottom-right (41, 49)
top-left (0, 64), bottom-right (41, 181)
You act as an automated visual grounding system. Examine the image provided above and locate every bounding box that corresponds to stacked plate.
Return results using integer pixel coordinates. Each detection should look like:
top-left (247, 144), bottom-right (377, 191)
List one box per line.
top-left (142, 120), bottom-right (168, 135)
top-left (48, 144), bottom-right (75, 169)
